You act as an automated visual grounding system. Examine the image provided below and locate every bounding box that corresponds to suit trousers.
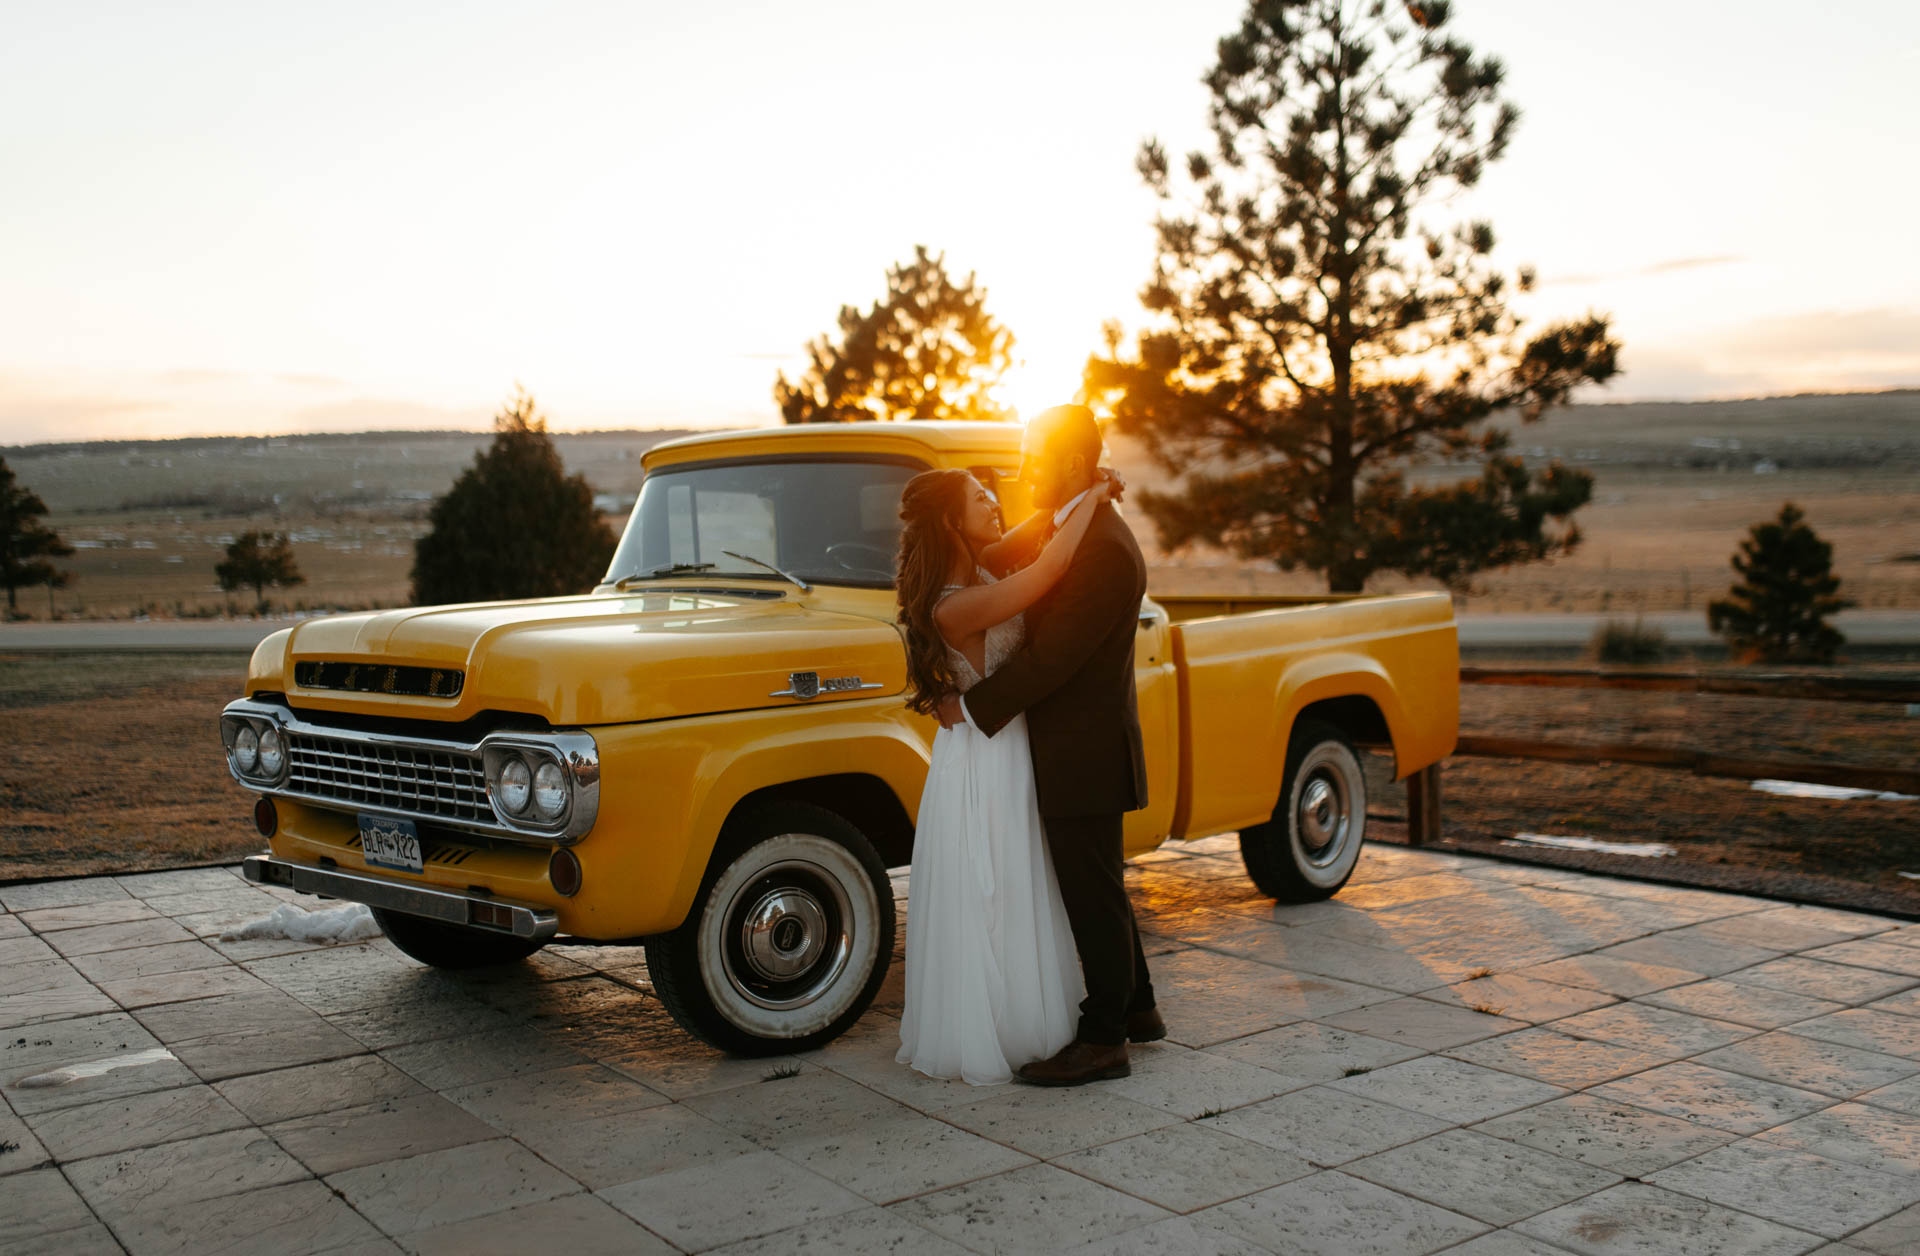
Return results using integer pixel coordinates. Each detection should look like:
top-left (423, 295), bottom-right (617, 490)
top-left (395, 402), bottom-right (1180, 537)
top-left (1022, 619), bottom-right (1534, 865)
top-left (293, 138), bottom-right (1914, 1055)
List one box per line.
top-left (1040, 811), bottom-right (1156, 1045)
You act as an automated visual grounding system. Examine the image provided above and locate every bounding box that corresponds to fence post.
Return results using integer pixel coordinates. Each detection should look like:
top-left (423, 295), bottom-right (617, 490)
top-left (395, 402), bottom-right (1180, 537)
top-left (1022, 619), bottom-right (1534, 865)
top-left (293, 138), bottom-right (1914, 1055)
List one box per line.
top-left (1406, 764), bottom-right (1443, 846)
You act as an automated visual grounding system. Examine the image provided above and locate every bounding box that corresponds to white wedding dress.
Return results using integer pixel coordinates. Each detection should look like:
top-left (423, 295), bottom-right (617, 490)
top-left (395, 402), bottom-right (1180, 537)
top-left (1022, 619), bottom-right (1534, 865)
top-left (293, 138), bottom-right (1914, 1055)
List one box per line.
top-left (896, 575), bottom-right (1082, 1085)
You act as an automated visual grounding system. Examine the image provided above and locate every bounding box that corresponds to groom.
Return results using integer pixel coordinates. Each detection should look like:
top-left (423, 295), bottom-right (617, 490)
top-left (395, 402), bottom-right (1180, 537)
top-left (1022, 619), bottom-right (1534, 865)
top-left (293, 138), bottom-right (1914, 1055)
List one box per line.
top-left (938, 403), bottom-right (1161, 1085)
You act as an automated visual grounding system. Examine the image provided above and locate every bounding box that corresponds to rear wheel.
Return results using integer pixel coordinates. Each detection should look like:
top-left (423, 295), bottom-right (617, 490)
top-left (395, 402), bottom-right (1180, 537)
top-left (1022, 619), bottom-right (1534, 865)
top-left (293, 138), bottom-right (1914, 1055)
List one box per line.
top-left (371, 908), bottom-right (546, 969)
top-left (1239, 719), bottom-right (1367, 902)
top-left (646, 801), bottom-right (893, 1055)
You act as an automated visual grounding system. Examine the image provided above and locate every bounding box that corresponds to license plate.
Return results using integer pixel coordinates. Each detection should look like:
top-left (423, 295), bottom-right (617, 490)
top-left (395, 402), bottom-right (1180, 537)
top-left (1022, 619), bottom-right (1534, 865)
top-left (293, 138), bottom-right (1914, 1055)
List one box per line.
top-left (358, 813), bottom-right (423, 874)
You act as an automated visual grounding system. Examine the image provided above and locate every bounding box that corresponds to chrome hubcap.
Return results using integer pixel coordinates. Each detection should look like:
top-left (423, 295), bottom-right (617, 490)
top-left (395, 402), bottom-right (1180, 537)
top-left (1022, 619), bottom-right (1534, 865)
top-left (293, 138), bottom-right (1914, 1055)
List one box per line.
top-left (1297, 767), bottom-right (1350, 866)
top-left (741, 889), bottom-right (828, 980)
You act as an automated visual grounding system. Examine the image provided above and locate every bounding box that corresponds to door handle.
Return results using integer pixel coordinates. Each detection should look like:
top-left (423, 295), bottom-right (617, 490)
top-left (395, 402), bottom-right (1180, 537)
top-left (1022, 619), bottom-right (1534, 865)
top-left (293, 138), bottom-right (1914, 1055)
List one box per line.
top-left (1138, 611), bottom-right (1158, 630)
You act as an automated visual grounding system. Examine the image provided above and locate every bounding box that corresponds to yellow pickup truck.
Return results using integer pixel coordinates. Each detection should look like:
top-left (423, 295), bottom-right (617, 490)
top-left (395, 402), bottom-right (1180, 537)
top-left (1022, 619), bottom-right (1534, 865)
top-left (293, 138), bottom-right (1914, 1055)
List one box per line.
top-left (224, 421), bottom-right (1457, 1053)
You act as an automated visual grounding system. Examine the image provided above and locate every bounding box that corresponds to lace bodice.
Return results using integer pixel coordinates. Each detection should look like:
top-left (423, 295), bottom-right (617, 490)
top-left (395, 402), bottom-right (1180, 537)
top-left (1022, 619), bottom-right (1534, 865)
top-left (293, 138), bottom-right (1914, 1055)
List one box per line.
top-left (938, 570), bottom-right (1025, 693)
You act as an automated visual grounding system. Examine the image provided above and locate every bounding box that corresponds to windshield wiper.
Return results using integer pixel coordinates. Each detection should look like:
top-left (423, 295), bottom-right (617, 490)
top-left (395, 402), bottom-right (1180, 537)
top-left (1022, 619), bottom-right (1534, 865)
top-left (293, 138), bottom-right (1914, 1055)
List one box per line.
top-left (612, 562), bottom-right (715, 589)
top-left (721, 550), bottom-right (812, 593)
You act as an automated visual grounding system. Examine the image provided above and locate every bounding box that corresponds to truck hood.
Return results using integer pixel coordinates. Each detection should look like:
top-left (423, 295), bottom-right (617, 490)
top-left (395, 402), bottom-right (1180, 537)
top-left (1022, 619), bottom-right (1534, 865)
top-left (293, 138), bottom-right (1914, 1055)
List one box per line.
top-left (262, 588), bottom-right (908, 726)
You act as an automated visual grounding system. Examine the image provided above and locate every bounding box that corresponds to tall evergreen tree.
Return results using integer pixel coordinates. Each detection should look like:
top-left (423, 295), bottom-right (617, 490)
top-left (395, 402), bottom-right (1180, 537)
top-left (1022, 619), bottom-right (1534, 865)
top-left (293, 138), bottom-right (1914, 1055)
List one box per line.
top-left (777, 246), bottom-right (1015, 424)
top-left (0, 455), bottom-right (74, 616)
top-left (217, 531), bottom-right (306, 613)
top-left (1087, 0), bottom-right (1620, 592)
top-left (1708, 503), bottom-right (1852, 663)
top-left (410, 389), bottom-right (617, 606)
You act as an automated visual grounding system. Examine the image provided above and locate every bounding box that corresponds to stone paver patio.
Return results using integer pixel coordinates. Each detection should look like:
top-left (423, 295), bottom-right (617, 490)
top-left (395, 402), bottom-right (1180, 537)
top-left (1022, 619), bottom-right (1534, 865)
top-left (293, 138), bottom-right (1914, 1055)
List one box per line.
top-left (3, 839), bottom-right (1916, 1255)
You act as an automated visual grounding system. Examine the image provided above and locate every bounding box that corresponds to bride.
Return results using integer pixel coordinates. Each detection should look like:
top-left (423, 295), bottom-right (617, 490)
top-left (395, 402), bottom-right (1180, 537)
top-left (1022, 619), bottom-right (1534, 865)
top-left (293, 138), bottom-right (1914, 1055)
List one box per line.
top-left (892, 466), bottom-right (1113, 1084)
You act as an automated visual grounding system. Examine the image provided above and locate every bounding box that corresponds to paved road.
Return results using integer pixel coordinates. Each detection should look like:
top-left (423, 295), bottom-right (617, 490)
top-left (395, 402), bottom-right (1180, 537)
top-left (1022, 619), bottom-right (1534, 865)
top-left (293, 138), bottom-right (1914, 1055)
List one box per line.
top-left (3, 844), bottom-right (1916, 1253)
top-left (4, 609), bottom-right (1919, 652)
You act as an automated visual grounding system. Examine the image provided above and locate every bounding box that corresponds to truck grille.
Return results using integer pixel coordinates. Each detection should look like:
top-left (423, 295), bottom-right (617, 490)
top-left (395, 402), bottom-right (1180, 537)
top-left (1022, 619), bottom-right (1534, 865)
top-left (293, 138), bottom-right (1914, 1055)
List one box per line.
top-left (285, 732), bottom-right (491, 825)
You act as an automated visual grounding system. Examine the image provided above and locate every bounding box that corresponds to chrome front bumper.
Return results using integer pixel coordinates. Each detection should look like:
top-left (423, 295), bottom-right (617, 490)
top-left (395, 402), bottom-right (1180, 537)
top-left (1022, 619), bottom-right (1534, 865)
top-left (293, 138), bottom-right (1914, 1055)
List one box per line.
top-left (242, 854), bottom-right (559, 941)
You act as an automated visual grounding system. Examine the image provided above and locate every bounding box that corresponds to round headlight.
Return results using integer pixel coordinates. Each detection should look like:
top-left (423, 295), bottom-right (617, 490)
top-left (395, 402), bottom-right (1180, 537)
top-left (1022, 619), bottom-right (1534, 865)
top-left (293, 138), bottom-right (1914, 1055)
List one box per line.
top-left (257, 726), bottom-right (284, 777)
top-left (532, 760), bottom-right (567, 819)
top-left (498, 757), bottom-right (531, 815)
top-left (233, 725), bottom-right (258, 772)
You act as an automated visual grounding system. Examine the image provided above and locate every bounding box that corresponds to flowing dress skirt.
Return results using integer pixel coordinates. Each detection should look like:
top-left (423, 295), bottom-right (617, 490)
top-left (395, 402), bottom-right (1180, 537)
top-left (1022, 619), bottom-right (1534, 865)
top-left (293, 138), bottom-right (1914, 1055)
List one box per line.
top-left (896, 712), bottom-right (1082, 1084)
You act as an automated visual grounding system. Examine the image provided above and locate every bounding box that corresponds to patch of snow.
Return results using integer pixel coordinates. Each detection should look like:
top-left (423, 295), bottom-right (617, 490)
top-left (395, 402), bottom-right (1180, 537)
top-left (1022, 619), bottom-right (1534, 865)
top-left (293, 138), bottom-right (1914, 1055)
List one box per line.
top-left (1751, 779), bottom-right (1915, 802)
top-left (1502, 832), bottom-right (1677, 857)
top-left (17, 1047), bottom-right (177, 1088)
top-left (220, 901), bottom-right (380, 944)
top-left (1899, 871), bottom-right (1920, 881)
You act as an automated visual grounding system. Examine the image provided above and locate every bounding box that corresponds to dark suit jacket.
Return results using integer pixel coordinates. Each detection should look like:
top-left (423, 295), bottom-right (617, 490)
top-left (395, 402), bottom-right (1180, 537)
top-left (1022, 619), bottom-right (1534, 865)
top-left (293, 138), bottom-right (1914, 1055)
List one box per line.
top-left (963, 502), bottom-right (1148, 818)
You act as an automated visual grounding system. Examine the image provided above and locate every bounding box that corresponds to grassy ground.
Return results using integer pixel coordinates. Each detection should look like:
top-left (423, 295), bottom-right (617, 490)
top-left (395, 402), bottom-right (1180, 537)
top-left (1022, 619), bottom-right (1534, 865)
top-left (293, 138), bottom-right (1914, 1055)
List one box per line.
top-left (3, 652), bottom-right (1914, 920)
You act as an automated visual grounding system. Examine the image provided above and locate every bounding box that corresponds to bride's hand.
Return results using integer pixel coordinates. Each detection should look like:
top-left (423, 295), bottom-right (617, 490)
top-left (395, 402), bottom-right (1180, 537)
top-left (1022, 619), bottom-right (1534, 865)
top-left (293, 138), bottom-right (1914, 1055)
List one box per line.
top-left (1096, 468), bottom-right (1126, 503)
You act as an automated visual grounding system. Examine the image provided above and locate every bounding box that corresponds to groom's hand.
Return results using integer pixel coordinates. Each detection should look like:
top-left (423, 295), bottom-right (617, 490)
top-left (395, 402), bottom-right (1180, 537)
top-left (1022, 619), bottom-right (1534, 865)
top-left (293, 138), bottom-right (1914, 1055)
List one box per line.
top-left (935, 694), bottom-right (964, 729)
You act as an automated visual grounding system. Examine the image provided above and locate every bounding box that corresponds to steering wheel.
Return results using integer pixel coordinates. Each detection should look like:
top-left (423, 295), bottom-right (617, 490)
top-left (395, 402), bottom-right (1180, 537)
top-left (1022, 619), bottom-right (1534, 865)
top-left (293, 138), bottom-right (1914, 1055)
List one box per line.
top-left (824, 542), bottom-right (895, 579)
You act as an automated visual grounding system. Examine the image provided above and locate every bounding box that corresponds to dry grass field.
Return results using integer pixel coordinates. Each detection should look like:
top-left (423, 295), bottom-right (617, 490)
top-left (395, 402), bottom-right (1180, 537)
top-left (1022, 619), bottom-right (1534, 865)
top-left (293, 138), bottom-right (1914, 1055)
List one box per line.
top-left (5, 391), bottom-right (1917, 619)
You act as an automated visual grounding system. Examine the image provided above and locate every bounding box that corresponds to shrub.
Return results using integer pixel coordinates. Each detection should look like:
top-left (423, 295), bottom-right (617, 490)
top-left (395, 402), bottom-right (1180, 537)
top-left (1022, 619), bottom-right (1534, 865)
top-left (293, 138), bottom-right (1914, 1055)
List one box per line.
top-left (1591, 618), bottom-right (1665, 664)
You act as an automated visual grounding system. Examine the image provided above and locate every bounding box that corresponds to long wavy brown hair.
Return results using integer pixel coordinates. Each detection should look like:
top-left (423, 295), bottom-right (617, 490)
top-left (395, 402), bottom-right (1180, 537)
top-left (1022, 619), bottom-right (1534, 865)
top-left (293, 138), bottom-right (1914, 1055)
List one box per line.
top-left (895, 468), bottom-right (978, 716)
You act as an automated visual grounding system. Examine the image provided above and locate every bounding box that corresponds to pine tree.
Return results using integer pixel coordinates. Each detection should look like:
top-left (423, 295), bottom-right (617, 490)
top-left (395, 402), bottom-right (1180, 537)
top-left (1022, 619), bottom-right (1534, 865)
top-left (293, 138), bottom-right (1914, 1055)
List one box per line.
top-left (1708, 503), bottom-right (1852, 663)
top-left (410, 389), bottom-right (617, 606)
top-left (777, 246), bottom-right (1015, 424)
top-left (0, 455), bottom-right (75, 617)
top-left (217, 531), bottom-right (305, 613)
top-left (1086, 0), bottom-right (1620, 592)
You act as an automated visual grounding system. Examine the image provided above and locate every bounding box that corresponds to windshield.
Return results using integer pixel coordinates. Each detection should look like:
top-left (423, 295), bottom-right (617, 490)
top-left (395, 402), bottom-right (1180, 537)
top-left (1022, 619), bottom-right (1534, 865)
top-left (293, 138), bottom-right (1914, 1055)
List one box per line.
top-left (603, 456), bottom-right (925, 590)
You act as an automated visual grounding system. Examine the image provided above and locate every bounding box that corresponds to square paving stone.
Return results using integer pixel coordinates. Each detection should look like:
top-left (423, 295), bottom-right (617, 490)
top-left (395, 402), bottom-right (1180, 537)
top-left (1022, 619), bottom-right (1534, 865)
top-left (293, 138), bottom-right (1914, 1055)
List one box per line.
top-left (1754, 1100), bottom-right (1920, 1174)
top-left (1861, 1075), bottom-right (1920, 1117)
top-left (890, 1161), bottom-right (1172, 1255)
top-left (64, 1127), bottom-right (308, 1227)
top-left (775, 1108), bottom-right (1035, 1203)
top-left (16, 898), bottom-right (159, 933)
top-left (0, 879), bottom-right (131, 914)
top-left (68, 939), bottom-right (227, 986)
top-left (1472, 1093), bottom-right (1738, 1176)
top-left (1099, 1041), bottom-right (1297, 1119)
top-left (1326, 1055), bottom-right (1568, 1124)
top-left (804, 1017), bottom-right (1010, 1112)
top-left (1596, 933), bottom-right (1785, 978)
top-left (511, 1102), bottom-right (758, 1189)
top-left (1513, 1181), bottom-right (1824, 1255)
top-left (1790, 1009), bottom-right (1920, 1060)
top-left (936, 1081), bottom-right (1182, 1160)
top-left (97, 963), bottom-right (274, 1011)
top-left (268, 1091), bottom-right (500, 1174)
top-left (0, 1168), bottom-right (97, 1247)
top-left (326, 987), bottom-right (517, 1051)
top-left (1728, 958), bottom-right (1918, 1006)
top-left (25, 1081), bottom-right (251, 1161)
top-left (1207, 1085), bottom-right (1451, 1167)
top-left (1695, 1030), bottom-right (1918, 1099)
top-left (0, 1109), bottom-right (51, 1177)
top-left (1333, 873), bottom-right (1489, 911)
top-left (408, 1192), bottom-right (678, 1256)
top-left (603, 1032), bottom-right (820, 1100)
top-left (1446, 1027), bottom-right (1670, 1089)
top-left (443, 1062), bottom-right (668, 1136)
top-left (43, 917), bottom-right (193, 957)
top-left (684, 1069), bottom-right (911, 1150)
top-left (135, 992), bottom-right (367, 1082)
top-left (1552, 1002), bottom-right (1755, 1056)
top-left (1201, 1168), bottom-right (1488, 1254)
top-left (325, 1138), bottom-right (581, 1236)
top-left (1343, 1127), bottom-right (1621, 1227)
top-left (1148, 949), bottom-right (1390, 1046)
top-left (1439, 1232), bottom-right (1598, 1256)
top-left (1695, 907), bottom-right (1892, 954)
top-left (0, 958), bottom-right (118, 1029)
top-left (213, 1052), bottom-right (425, 1125)
top-left (107, 1179), bottom-right (386, 1256)
top-left (1647, 1138), bottom-right (1920, 1238)
top-left (1519, 954), bottom-right (1705, 998)
top-left (1061, 1214), bottom-right (1274, 1255)
top-left (1871, 987), bottom-right (1920, 1017)
top-left (1054, 1120), bottom-right (1316, 1214)
top-left (599, 1148), bottom-right (867, 1251)
top-left (706, 1205), bottom-right (973, 1256)
top-left (1849, 1202), bottom-right (1920, 1256)
top-left (1323, 996), bottom-right (1529, 1050)
top-left (0, 1011), bottom-right (193, 1116)
top-left (379, 1026), bottom-right (590, 1090)
top-left (0, 914), bottom-right (24, 938)
top-left (1804, 940), bottom-right (1920, 979)
top-left (0, 1221), bottom-right (124, 1255)
top-left (1419, 973), bottom-right (1618, 1024)
top-left (1638, 978), bottom-right (1847, 1030)
top-left (1201, 1021), bottom-right (1424, 1083)
top-left (115, 868), bottom-right (252, 897)
top-left (243, 944), bottom-right (419, 1016)
top-left (1590, 1061), bottom-right (1834, 1134)
top-left (1205, 928), bottom-right (1473, 994)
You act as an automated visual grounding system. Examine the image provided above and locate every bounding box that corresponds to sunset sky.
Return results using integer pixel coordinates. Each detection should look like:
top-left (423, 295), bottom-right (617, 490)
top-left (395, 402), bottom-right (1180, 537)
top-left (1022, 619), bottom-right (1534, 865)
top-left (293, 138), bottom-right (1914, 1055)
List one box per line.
top-left (4, 0), bottom-right (1916, 444)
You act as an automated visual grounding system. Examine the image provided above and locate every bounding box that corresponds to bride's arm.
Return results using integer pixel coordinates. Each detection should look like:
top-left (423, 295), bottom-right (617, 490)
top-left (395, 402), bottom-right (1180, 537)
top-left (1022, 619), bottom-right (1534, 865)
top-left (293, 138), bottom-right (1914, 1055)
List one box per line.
top-left (976, 507), bottom-right (1050, 577)
top-left (934, 482), bottom-right (1108, 642)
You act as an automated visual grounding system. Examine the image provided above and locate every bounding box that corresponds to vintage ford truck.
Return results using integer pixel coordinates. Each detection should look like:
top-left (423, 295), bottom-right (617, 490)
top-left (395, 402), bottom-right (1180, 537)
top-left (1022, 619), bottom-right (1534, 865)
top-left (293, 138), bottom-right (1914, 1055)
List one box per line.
top-left (224, 421), bottom-right (1458, 1053)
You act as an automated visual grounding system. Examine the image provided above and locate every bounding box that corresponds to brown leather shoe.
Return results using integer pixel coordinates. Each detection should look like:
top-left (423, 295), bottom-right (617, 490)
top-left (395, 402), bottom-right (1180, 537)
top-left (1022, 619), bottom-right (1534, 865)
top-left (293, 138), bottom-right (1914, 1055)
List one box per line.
top-left (1127, 1006), bottom-right (1167, 1043)
top-left (1015, 1040), bottom-right (1131, 1087)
